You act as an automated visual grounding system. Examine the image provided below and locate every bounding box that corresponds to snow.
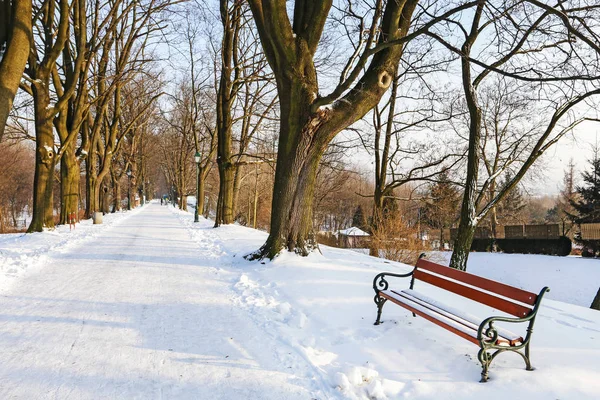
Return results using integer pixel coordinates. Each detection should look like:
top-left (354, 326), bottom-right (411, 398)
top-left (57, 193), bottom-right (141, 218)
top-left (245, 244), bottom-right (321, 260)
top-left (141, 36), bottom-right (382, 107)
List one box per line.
top-left (0, 202), bottom-right (599, 399)
top-left (338, 226), bottom-right (370, 236)
top-left (436, 252), bottom-right (600, 308)
top-left (0, 208), bottom-right (144, 293)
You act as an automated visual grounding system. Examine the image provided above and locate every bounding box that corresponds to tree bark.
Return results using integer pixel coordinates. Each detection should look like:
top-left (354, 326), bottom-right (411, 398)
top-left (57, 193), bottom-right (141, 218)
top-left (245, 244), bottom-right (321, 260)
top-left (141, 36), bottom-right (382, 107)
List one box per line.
top-left (111, 171), bottom-right (121, 212)
top-left (59, 141), bottom-right (80, 224)
top-left (591, 288), bottom-right (600, 311)
top-left (28, 84), bottom-right (56, 232)
top-left (215, 163), bottom-right (235, 225)
top-left (0, 0), bottom-right (32, 141)
top-left (198, 166), bottom-right (206, 216)
top-left (369, 189), bottom-right (385, 257)
top-left (85, 150), bottom-right (98, 218)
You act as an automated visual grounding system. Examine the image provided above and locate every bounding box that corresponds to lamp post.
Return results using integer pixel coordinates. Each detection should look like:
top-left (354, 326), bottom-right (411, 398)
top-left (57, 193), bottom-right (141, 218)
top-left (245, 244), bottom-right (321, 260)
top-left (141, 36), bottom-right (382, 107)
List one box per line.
top-left (126, 170), bottom-right (132, 210)
top-left (194, 151), bottom-right (201, 222)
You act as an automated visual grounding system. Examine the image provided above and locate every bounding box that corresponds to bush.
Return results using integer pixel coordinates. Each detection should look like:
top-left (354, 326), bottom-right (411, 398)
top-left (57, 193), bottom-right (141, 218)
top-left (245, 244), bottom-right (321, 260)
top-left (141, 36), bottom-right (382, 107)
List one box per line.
top-left (471, 236), bottom-right (571, 256)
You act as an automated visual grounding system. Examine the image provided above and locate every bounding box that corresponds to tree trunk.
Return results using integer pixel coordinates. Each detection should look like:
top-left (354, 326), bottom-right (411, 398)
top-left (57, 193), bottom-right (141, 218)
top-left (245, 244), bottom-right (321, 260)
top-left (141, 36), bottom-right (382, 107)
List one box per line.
top-left (215, 163), bottom-right (235, 225)
top-left (253, 165), bottom-right (259, 229)
top-left (214, 0), bottom-right (240, 227)
top-left (369, 189), bottom-right (385, 257)
top-left (0, 206), bottom-right (5, 233)
top-left (85, 137), bottom-right (99, 218)
top-left (197, 166), bottom-right (206, 217)
top-left (250, 111), bottom-right (326, 259)
top-left (112, 174), bottom-right (121, 212)
top-left (449, 13), bottom-right (483, 271)
top-left (0, 0), bottom-right (32, 141)
top-left (59, 141), bottom-right (80, 224)
top-left (101, 185), bottom-right (110, 214)
top-left (181, 195), bottom-right (187, 211)
top-left (28, 85), bottom-right (56, 232)
top-left (591, 288), bottom-right (600, 311)
top-left (232, 164), bottom-right (243, 218)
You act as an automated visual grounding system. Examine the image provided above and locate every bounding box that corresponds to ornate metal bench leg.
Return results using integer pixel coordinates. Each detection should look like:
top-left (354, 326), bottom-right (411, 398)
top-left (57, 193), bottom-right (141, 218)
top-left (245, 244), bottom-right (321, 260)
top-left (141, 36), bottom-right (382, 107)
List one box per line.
top-left (524, 342), bottom-right (534, 371)
top-left (374, 296), bottom-right (387, 325)
top-left (478, 348), bottom-right (490, 382)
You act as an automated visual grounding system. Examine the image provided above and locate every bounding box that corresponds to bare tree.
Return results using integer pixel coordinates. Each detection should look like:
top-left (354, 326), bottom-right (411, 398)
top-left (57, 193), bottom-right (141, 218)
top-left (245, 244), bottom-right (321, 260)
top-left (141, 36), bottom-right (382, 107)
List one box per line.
top-left (22, 0), bottom-right (86, 231)
top-left (213, 1), bottom-right (276, 227)
top-left (0, 0), bottom-right (31, 141)
top-left (428, 1), bottom-right (600, 270)
top-left (245, 0), bottom-right (479, 259)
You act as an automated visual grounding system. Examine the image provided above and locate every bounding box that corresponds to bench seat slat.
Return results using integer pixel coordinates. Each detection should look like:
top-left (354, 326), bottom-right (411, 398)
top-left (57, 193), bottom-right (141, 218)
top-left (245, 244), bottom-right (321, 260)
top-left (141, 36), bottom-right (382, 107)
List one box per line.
top-left (413, 269), bottom-right (532, 318)
top-left (380, 290), bottom-right (522, 346)
top-left (396, 289), bottom-right (523, 344)
top-left (416, 259), bottom-right (538, 305)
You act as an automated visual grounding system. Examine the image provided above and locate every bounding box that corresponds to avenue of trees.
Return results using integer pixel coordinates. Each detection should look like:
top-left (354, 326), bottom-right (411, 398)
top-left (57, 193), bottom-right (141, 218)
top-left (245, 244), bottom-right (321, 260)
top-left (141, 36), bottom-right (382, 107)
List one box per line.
top-left (1, 0), bottom-right (600, 285)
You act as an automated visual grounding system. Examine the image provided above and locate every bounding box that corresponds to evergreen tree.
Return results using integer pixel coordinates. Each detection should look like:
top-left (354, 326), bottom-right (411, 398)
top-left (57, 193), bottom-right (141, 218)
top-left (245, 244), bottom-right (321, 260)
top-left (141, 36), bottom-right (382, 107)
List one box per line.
top-left (569, 156), bottom-right (600, 223)
top-left (569, 153), bottom-right (600, 257)
top-left (422, 172), bottom-right (460, 249)
top-left (352, 205), bottom-right (367, 230)
top-left (496, 172), bottom-right (527, 225)
top-left (557, 159), bottom-right (577, 223)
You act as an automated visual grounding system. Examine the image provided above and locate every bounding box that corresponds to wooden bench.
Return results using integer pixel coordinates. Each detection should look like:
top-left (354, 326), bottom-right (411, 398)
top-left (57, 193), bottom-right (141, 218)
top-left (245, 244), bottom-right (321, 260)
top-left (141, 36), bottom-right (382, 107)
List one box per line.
top-left (372, 255), bottom-right (549, 382)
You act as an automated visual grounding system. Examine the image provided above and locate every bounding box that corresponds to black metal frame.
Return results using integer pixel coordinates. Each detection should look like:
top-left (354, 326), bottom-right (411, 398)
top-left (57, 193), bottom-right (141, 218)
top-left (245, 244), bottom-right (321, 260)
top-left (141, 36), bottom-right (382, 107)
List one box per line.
top-left (372, 256), bottom-right (550, 382)
top-left (476, 286), bottom-right (550, 382)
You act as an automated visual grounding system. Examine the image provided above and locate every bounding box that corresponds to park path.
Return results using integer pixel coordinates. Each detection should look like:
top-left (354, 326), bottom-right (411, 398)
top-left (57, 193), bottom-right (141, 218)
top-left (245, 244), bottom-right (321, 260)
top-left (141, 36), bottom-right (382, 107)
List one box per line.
top-left (0, 203), bottom-right (317, 399)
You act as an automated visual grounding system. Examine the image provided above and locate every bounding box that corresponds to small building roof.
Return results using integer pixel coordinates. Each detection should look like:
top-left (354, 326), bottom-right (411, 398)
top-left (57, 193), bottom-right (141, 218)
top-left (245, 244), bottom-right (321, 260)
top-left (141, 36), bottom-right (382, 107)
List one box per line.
top-left (338, 226), bottom-right (370, 237)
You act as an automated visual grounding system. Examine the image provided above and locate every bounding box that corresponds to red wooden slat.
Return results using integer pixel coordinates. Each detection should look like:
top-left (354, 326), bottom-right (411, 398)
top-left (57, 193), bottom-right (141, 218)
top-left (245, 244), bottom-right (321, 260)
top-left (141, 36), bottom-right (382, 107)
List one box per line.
top-left (416, 259), bottom-right (537, 305)
top-left (413, 270), bottom-right (532, 317)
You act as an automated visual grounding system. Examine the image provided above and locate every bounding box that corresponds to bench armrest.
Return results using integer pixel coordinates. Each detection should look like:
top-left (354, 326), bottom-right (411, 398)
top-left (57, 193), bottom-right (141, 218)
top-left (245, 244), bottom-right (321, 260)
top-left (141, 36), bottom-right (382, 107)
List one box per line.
top-left (477, 286), bottom-right (550, 345)
top-left (373, 269), bottom-right (416, 293)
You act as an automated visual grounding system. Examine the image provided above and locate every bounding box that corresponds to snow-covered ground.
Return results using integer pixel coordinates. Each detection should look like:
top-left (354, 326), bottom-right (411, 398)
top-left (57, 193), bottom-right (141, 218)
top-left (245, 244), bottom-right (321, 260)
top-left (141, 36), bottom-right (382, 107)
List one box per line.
top-left (0, 207), bottom-right (145, 293)
top-left (0, 202), bottom-right (598, 399)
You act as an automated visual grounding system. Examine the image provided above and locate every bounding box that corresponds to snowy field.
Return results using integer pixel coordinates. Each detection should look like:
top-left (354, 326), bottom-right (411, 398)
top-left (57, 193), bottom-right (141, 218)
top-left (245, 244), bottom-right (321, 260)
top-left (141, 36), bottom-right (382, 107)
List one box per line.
top-left (0, 202), bottom-right (598, 399)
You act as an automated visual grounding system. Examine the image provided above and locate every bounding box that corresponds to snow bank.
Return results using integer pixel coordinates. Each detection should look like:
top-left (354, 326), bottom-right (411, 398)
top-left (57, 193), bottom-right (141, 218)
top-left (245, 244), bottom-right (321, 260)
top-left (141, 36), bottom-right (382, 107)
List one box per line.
top-left (171, 206), bottom-right (600, 400)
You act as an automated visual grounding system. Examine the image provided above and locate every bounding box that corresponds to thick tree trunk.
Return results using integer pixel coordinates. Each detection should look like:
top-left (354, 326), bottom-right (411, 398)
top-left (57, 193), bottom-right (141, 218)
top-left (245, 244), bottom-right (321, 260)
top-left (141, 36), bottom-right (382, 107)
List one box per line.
top-left (28, 86), bottom-right (56, 232)
top-left (450, 220), bottom-right (476, 271)
top-left (101, 184), bottom-right (110, 214)
top-left (0, 0), bottom-right (32, 141)
top-left (181, 195), bottom-right (188, 211)
top-left (59, 142), bottom-right (80, 224)
top-left (86, 172), bottom-right (97, 218)
top-left (591, 288), bottom-right (600, 311)
top-left (215, 163), bottom-right (235, 225)
top-left (250, 107), bottom-right (326, 259)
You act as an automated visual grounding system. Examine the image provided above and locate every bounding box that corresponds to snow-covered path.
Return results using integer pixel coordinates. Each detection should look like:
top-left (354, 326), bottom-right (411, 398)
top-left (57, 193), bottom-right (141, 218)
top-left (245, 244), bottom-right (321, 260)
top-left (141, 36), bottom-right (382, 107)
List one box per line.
top-left (0, 204), bottom-right (320, 399)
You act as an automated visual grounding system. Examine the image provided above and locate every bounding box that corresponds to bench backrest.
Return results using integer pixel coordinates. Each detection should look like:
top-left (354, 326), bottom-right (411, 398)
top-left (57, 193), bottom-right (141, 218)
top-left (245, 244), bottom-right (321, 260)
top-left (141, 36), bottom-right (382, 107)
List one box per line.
top-left (414, 259), bottom-right (537, 318)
